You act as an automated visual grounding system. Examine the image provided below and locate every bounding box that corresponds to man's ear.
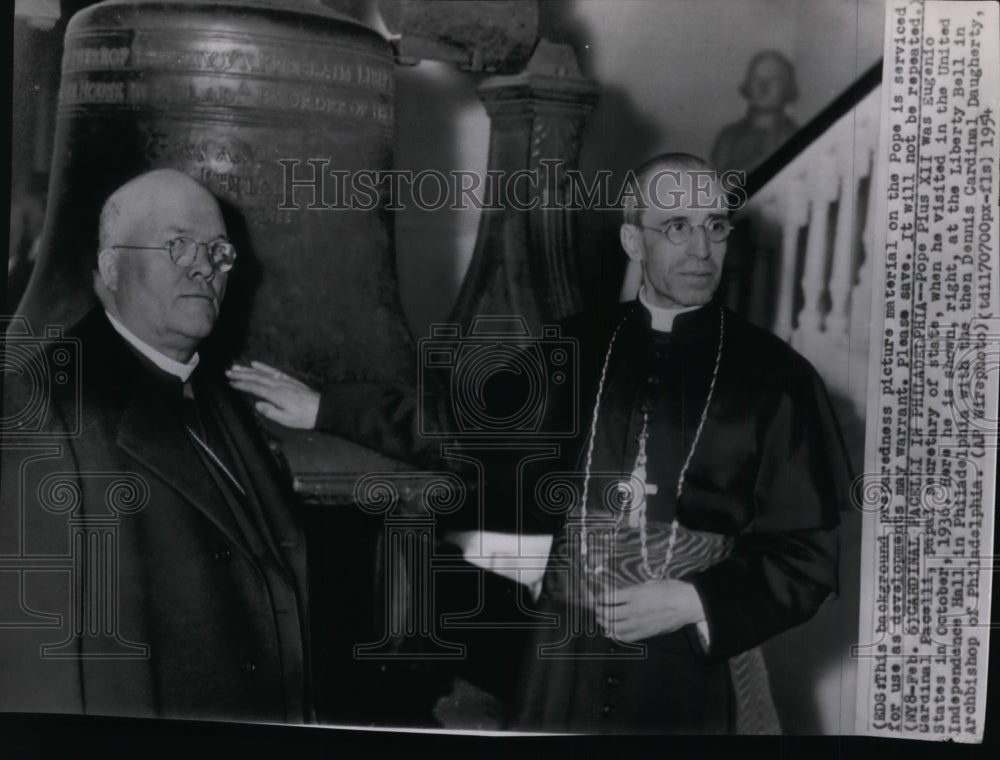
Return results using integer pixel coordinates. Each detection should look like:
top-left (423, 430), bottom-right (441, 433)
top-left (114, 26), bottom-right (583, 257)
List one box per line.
top-left (620, 223), bottom-right (644, 263)
top-left (97, 248), bottom-right (120, 291)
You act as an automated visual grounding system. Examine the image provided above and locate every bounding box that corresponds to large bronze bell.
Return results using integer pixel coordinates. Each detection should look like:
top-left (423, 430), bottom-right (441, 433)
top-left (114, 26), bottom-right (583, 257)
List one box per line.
top-left (17, 0), bottom-right (415, 392)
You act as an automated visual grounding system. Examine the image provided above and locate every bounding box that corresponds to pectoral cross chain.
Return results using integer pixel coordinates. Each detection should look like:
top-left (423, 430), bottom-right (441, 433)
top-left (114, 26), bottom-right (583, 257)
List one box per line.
top-left (625, 413), bottom-right (656, 529)
top-left (579, 307), bottom-right (725, 580)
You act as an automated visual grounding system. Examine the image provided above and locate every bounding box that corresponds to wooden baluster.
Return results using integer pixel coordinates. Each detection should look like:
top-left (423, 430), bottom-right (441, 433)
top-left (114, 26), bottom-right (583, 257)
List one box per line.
top-left (826, 137), bottom-right (867, 343)
top-left (793, 151), bottom-right (840, 350)
top-left (774, 176), bottom-right (809, 341)
top-left (851, 94), bottom-right (882, 352)
top-left (848, 141), bottom-right (879, 405)
top-left (839, 91), bottom-right (880, 408)
top-left (744, 191), bottom-right (783, 328)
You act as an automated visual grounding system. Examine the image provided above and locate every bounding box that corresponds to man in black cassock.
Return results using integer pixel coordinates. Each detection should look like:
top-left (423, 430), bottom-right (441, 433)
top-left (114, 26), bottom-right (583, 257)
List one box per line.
top-left (226, 153), bottom-right (852, 734)
top-left (510, 153), bottom-right (851, 734)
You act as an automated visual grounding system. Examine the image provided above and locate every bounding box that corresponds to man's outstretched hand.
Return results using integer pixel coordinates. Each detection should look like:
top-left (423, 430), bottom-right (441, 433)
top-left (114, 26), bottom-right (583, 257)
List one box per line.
top-left (227, 360), bottom-right (321, 429)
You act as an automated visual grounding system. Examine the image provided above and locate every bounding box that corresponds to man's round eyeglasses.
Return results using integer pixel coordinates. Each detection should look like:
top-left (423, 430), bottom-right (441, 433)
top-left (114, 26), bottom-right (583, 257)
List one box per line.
top-left (112, 237), bottom-right (237, 274)
top-left (637, 218), bottom-right (733, 245)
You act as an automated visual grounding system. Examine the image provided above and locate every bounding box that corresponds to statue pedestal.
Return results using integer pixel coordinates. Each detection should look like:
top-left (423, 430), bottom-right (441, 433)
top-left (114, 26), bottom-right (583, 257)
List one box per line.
top-left (450, 39), bottom-right (599, 329)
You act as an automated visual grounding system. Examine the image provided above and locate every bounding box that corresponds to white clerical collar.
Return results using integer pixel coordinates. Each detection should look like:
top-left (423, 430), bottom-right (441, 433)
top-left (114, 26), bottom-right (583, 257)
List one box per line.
top-left (105, 310), bottom-right (200, 382)
top-left (638, 285), bottom-right (701, 333)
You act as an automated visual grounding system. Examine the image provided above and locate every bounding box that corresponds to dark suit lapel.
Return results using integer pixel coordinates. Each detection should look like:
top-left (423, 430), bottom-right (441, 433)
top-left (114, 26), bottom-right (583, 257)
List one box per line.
top-left (114, 364), bottom-right (249, 553)
top-left (204, 382), bottom-right (308, 591)
top-left (75, 308), bottom-right (298, 576)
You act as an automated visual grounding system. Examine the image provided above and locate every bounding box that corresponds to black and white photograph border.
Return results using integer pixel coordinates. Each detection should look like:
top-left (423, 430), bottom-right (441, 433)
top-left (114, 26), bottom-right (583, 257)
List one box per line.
top-left (2, 0), bottom-right (998, 756)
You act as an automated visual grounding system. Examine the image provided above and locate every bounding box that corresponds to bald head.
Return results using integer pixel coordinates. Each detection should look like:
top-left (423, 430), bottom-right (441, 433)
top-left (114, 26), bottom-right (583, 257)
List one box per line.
top-left (98, 169), bottom-right (220, 253)
top-left (621, 153), bottom-right (728, 226)
top-left (95, 169), bottom-right (229, 362)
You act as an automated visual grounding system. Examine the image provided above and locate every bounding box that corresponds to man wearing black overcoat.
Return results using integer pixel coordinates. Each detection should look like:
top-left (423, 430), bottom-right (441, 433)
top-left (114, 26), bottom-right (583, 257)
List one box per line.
top-left (0, 169), bottom-right (312, 723)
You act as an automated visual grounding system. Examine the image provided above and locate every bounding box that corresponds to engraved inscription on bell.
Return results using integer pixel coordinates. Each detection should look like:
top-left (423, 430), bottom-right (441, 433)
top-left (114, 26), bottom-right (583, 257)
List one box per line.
top-left (21, 0), bottom-right (414, 390)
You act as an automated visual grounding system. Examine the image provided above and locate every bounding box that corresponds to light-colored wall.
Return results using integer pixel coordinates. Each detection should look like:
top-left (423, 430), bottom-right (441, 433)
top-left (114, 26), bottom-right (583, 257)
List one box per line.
top-left (578, 0), bottom-right (884, 157)
top-left (393, 60), bottom-right (490, 335)
top-left (393, 0), bottom-right (885, 337)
